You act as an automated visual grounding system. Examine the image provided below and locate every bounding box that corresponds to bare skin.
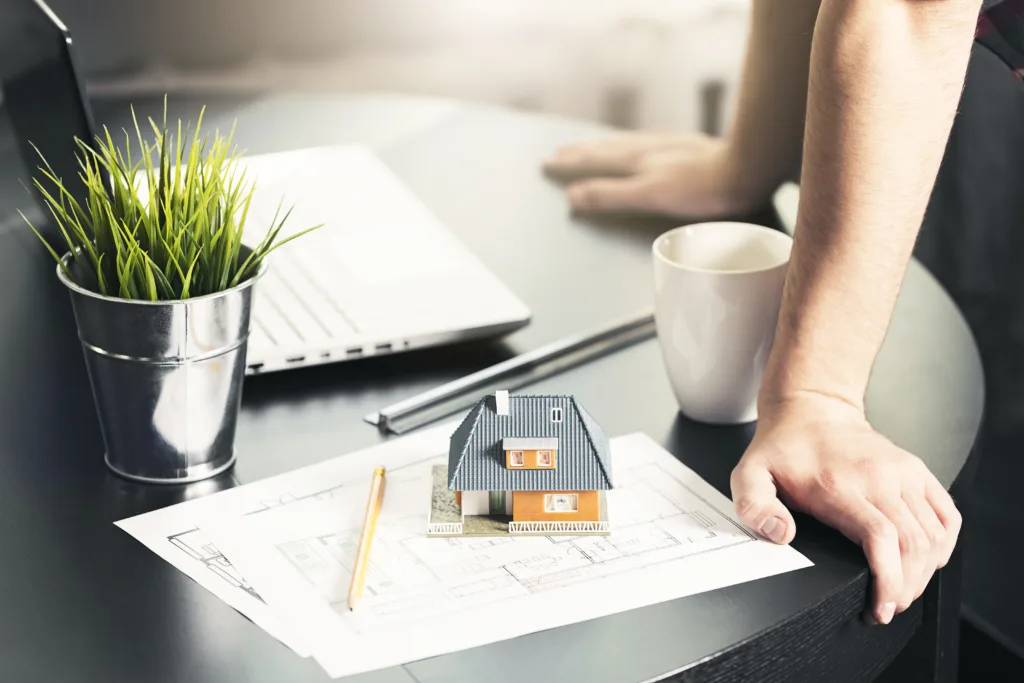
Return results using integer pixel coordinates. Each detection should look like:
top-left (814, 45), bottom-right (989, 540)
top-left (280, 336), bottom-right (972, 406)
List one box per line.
top-left (544, 0), bottom-right (979, 625)
top-left (543, 0), bottom-right (821, 218)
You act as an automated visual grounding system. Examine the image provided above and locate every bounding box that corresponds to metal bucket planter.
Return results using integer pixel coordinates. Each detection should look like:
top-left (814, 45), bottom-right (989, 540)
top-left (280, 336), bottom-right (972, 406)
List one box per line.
top-left (57, 247), bottom-right (265, 484)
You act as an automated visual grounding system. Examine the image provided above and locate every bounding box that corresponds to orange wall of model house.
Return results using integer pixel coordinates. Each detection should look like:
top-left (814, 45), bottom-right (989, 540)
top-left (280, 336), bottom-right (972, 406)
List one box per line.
top-left (505, 449), bottom-right (557, 469)
top-left (512, 490), bottom-right (599, 522)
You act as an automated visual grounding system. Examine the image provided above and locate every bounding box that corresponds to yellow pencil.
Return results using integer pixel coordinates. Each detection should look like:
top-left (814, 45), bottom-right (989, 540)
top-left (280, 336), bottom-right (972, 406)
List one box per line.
top-left (348, 466), bottom-right (386, 611)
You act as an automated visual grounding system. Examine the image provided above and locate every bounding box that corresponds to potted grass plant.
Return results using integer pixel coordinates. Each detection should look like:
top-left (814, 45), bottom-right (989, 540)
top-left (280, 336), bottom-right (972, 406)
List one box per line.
top-left (22, 101), bottom-right (319, 484)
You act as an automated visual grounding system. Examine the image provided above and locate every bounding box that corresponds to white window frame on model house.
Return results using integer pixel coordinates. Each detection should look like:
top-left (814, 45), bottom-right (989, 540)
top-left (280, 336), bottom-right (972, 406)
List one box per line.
top-left (509, 450), bottom-right (524, 466)
top-left (537, 450), bottom-right (553, 467)
top-left (544, 493), bottom-right (578, 512)
top-left (550, 407), bottom-right (563, 423)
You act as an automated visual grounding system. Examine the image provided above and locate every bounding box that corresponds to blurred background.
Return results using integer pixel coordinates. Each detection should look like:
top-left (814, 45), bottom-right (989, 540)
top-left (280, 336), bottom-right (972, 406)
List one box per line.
top-left (44, 0), bottom-right (750, 135)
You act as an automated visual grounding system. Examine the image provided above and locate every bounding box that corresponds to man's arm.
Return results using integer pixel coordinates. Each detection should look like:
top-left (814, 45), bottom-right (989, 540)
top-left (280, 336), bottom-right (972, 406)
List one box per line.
top-left (761, 0), bottom-right (980, 405)
top-left (724, 0), bottom-right (822, 210)
top-left (542, 0), bottom-right (822, 218)
top-left (732, 0), bottom-right (978, 626)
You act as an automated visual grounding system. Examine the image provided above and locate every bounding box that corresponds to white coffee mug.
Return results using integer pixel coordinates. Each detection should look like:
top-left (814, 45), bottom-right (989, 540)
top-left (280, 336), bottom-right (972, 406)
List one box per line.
top-left (653, 222), bottom-right (793, 424)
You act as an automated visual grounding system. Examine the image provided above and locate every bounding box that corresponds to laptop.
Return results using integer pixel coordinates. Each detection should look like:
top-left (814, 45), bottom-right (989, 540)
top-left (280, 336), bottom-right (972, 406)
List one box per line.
top-left (1, 0), bottom-right (532, 375)
top-left (237, 145), bottom-right (532, 374)
top-left (0, 0), bottom-right (97, 240)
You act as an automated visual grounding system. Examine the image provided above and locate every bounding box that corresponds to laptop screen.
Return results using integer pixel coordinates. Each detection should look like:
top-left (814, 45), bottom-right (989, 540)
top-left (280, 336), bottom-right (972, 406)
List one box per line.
top-left (0, 0), bottom-right (95, 237)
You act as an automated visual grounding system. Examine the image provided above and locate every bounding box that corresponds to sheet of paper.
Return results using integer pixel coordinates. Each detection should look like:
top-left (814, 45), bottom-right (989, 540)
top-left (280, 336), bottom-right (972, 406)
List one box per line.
top-left (115, 495), bottom-right (308, 657)
top-left (114, 421), bottom-right (463, 658)
top-left (199, 431), bottom-right (814, 679)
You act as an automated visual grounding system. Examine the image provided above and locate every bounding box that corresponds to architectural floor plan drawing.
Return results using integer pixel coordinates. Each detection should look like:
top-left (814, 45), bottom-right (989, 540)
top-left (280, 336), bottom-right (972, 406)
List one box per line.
top-left (166, 528), bottom-right (261, 600)
top-left (260, 455), bottom-right (758, 636)
top-left (195, 431), bottom-right (814, 679)
top-left (115, 423), bottom-right (462, 658)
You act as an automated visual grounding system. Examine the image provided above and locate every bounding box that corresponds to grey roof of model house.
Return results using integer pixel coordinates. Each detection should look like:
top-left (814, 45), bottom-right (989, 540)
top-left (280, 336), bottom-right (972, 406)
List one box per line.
top-left (448, 393), bottom-right (613, 492)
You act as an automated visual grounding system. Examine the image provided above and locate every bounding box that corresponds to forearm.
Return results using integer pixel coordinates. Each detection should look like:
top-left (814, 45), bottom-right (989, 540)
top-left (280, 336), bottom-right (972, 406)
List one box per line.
top-left (761, 0), bottom-right (980, 409)
top-left (725, 0), bottom-right (822, 204)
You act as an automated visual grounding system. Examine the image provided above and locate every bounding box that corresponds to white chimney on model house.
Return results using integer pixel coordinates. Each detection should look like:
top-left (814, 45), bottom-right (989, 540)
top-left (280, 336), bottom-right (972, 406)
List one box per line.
top-left (495, 390), bottom-right (510, 416)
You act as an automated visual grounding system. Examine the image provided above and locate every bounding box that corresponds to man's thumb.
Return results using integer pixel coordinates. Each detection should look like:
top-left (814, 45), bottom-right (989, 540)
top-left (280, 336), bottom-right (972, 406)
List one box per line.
top-left (730, 460), bottom-right (797, 544)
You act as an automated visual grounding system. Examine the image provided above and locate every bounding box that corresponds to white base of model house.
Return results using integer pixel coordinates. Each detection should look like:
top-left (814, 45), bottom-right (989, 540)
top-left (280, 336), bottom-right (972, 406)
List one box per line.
top-left (507, 520), bottom-right (610, 534)
top-left (426, 518), bottom-right (611, 537)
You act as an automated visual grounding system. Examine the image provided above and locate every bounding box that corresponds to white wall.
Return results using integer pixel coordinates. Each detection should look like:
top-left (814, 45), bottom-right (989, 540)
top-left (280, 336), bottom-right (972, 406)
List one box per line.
top-left (461, 491), bottom-right (489, 516)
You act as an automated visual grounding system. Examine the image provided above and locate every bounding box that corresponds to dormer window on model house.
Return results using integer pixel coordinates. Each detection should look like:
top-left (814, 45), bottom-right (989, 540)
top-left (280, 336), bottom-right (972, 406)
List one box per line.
top-left (427, 390), bottom-right (613, 537)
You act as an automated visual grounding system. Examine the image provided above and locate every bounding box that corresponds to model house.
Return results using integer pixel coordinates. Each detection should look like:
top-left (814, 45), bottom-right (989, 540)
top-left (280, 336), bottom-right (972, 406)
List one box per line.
top-left (438, 390), bottom-right (613, 535)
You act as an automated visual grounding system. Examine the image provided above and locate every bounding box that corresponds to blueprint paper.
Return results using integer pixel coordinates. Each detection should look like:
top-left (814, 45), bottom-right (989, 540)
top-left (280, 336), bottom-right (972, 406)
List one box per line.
top-left (115, 498), bottom-right (309, 657)
top-left (114, 422), bottom-right (464, 658)
top-left (197, 431), bottom-right (814, 679)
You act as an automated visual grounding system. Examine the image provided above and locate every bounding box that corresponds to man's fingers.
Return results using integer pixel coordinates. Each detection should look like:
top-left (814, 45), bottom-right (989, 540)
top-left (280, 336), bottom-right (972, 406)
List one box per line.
top-left (543, 133), bottom-right (684, 177)
top-left (903, 490), bottom-right (946, 601)
top-left (730, 460), bottom-right (797, 544)
top-left (829, 499), bottom-right (903, 625)
top-left (564, 177), bottom-right (661, 214)
top-left (869, 492), bottom-right (928, 613)
top-left (873, 499), bottom-right (930, 613)
top-left (925, 478), bottom-right (962, 569)
top-left (543, 147), bottom-right (639, 178)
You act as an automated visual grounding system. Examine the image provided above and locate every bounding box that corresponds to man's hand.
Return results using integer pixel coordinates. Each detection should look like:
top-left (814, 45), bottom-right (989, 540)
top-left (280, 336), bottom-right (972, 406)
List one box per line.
top-left (541, 0), bottom-right (822, 220)
top-left (542, 132), bottom-right (762, 218)
top-left (730, 394), bottom-right (962, 625)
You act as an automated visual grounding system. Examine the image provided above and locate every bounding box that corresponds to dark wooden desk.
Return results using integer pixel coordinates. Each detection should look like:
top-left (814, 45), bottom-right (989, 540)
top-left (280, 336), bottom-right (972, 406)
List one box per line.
top-left (0, 93), bottom-right (983, 682)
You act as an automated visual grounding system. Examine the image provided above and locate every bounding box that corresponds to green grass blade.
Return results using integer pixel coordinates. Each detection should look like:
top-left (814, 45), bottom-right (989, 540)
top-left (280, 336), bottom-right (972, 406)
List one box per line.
top-left (181, 253), bottom-right (200, 299)
top-left (19, 209), bottom-right (76, 283)
top-left (95, 253), bottom-right (109, 296)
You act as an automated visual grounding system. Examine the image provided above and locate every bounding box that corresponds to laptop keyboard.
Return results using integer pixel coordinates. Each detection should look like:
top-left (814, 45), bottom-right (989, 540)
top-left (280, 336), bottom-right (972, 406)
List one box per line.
top-left (250, 249), bottom-right (358, 352)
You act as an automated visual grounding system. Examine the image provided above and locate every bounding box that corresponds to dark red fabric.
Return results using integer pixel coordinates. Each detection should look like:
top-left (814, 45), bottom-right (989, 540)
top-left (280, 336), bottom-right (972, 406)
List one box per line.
top-left (978, 0), bottom-right (1024, 75)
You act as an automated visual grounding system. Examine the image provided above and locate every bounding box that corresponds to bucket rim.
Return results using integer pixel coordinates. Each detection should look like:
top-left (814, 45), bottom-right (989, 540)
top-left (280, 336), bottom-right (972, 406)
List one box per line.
top-left (56, 245), bottom-right (268, 306)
